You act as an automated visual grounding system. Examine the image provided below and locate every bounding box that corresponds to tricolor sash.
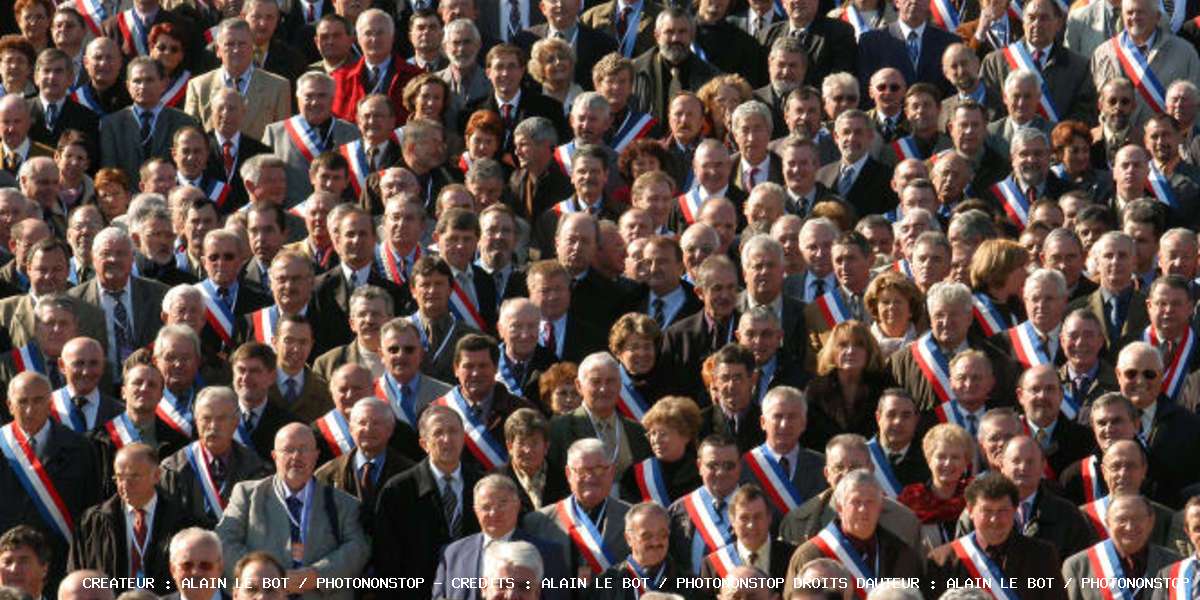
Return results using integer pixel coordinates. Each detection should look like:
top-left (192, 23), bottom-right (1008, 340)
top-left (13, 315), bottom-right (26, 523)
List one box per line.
top-left (1007, 0), bottom-right (1025, 21)
top-left (1147, 163), bottom-right (1181, 213)
top-left (677, 187), bottom-right (706, 225)
top-left (1112, 33), bottom-right (1167, 115)
top-left (912, 333), bottom-right (955, 403)
top-left (1081, 455), bottom-right (1105, 504)
top-left (1085, 540), bottom-right (1139, 600)
top-left (161, 71), bottom-right (191, 109)
top-left (632, 458), bottom-right (671, 505)
top-left (610, 110), bottom-right (657, 154)
top-left (11, 343), bottom-right (46, 375)
top-left (200, 176), bottom-right (230, 210)
top-left (183, 442), bottom-right (226, 517)
top-left (934, 399), bottom-right (972, 431)
top-left (707, 544), bottom-right (743, 577)
top-left (434, 388), bottom-right (508, 470)
top-left (625, 557), bottom-right (665, 597)
top-left (615, 4), bottom-right (643, 57)
top-left (894, 258), bottom-right (914, 279)
top-left (496, 347), bottom-right (525, 395)
top-left (744, 444), bottom-right (804, 513)
top-left (283, 115), bottom-right (325, 163)
top-left (681, 487), bottom-right (734, 557)
top-left (1061, 380), bottom-right (1081, 421)
top-left (50, 388), bottom-right (87, 433)
top-left (812, 521), bottom-right (875, 599)
top-left (250, 306), bottom-right (280, 345)
top-left (378, 243), bottom-right (419, 285)
top-left (156, 388), bottom-right (194, 438)
top-left (1082, 495), bottom-right (1111, 539)
top-left (75, 0), bottom-right (106, 35)
top-left (1050, 163), bottom-right (1068, 182)
top-left (1000, 43), bottom-right (1061, 122)
top-left (1143, 326), bottom-right (1195, 400)
top-left (950, 533), bottom-right (1021, 600)
top-left (1168, 557), bottom-right (1198, 600)
top-left (314, 409), bottom-right (355, 458)
top-left (198, 280), bottom-right (236, 346)
top-left (117, 10), bottom-right (149, 56)
top-left (374, 373), bottom-right (417, 427)
top-left (553, 141), bottom-right (576, 175)
top-left (457, 152), bottom-right (471, 174)
top-left (0, 424), bottom-right (75, 540)
top-left (204, 24), bottom-right (218, 44)
top-left (71, 85), bottom-right (104, 115)
top-left (840, 4), bottom-right (871, 38)
top-left (866, 437), bottom-right (903, 497)
top-left (448, 279), bottom-right (488, 331)
top-left (104, 413), bottom-right (140, 449)
top-left (930, 0), bottom-right (963, 29)
top-left (814, 289), bottom-right (851, 329)
top-left (551, 198), bottom-right (587, 216)
top-left (990, 177), bottom-right (1031, 231)
top-left (338, 139), bottom-right (372, 198)
top-left (972, 292), bottom-right (1011, 337)
top-left (891, 136), bottom-right (923, 161)
top-left (555, 497), bottom-right (616, 574)
top-left (617, 366), bottom-right (650, 421)
top-left (1007, 321), bottom-right (1052, 368)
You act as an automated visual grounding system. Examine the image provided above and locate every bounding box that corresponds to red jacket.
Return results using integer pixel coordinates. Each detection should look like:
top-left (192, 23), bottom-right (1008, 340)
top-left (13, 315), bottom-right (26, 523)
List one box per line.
top-left (331, 55), bottom-right (423, 124)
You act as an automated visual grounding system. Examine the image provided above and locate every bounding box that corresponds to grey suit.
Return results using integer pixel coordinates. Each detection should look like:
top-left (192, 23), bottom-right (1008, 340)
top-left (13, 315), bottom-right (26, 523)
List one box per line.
top-left (1090, 30), bottom-right (1200, 129)
top-left (411, 373), bottom-right (454, 416)
top-left (437, 66), bottom-right (493, 131)
top-left (67, 276), bottom-right (169, 374)
top-left (160, 442), bottom-right (272, 527)
top-left (1064, 0), bottom-right (1120, 59)
top-left (215, 476), bottom-right (370, 600)
top-left (777, 488), bottom-right (923, 552)
top-left (262, 117), bottom-right (361, 204)
top-left (979, 43), bottom-right (1097, 125)
top-left (0, 293), bottom-right (108, 351)
top-left (522, 497), bottom-right (632, 577)
top-left (99, 106), bottom-right (199, 186)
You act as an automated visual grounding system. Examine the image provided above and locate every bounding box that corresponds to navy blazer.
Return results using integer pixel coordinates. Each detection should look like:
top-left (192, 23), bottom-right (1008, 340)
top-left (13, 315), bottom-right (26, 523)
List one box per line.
top-left (433, 530), bottom-right (571, 600)
top-left (857, 22), bottom-right (961, 95)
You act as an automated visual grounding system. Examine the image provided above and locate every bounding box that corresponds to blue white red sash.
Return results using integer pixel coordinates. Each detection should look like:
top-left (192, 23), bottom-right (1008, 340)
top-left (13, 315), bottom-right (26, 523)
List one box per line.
top-left (374, 373), bottom-right (417, 427)
top-left (50, 388), bottom-right (87, 433)
top-left (338, 139), bottom-right (372, 198)
top-left (934, 399), bottom-right (972, 431)
top-left (1000, 44), bottom-right (1061, 122)
top-left (950, 533), bottom-right (1021, 600)
top-left (1008, 321), bottom-right (1052, 368)
top-left (11, 343), bottom-right (45, 375)
top-left (990, 177), bottom-right (1031, 231)
top-left (204, 24), bottom-right (218, 44)
top-left (866, 437), bottom-right (903, 497)
top-left (1169, 557), bottom-right (1198, 600)
top-left (200, 176), bottom-right (230, 210)
top-left (457, 152), bottom-right (471, 174)
top-left (1082, 495), bottom-right (1111, 539)
top-left (75, 0), bottom-right (106, 35)
top-left (1050, 163), bottom-right (1068, 181)
top-left (912, 333), bottom-right (955, 403)
top-left (812, 521), bottom-right (874, 599)
top-left (250, 306), bottom-right (280, 345)
top-left (677, 187), bottom-right (706, 225)
top-left (632, 458), bottom-right (671, 505)
top-left (890, 136), bottom-right (923, 161)
top-left (1085, 540), bottom-right (1138, 600)
top-left (615, 4), bottom-right (643, 57)
top-left (0, 424), bottom-right (75, 540)
top-left (378, 243), bottom-right (419, 285)
top-left (625, 557), bottom-right (665, 597)
top-left (682, 487), bottom-right (734, 556)
top-left (448, 279), bottom-right (488, 331)
top-left (1112, 33), bottom-right (1167, 115)
top-left (183, 442), bottom-right (226, 517)
top-left (434, 388), bottom-right (508, 470)
top-left (105, 413), bottom-right (140, 449)
top-left (117, 10), bottom-right (149, 56)
top-left (495, 346), bottom-right (524, 395)
top-left (814, 289), bottom-right (851, 329)
top-left (551, 197), bottom-right (590, 216)
top-left (617, 366), bottom-right (649, 421)
top-left (156, 388), bottom-right (194, 438)
top-left (161, 71), bottom-right (190, 109)
top-left (314, 409), bottom-right (355, 457)
top-left (930, 0), bottom-right (963, 29)
top-left (283, 115), bottom-right (325, 163)
top-left (894, 258), bottom-right (914, 279)
top-left (840, 4), bottom-right (871, 38)
top-left (71, 85), bottom-right (103, 115)
top-left (1061, 379), bottom-right (1081, 421)
top-left (554, 497), bottom-right (616, 574)
top-left (610, 110), bottom-right (657, 154)
top-left (198, 280), bottom-right (236, 346)
top-left (1081, 455), bottom-right (1104, 504)
top-left (1143, 326), bottom-right (1195, 400)
top-left (707, 543), bottom-right (743, 577)
top-left (1147, 162), bottom-right (1181, 212)
top-left (287, 198), bottom-right (310, 220)
top-left (1007, 0), bottom-right (1025, 21)
top-left (972, 292), bottom-right (1010, 337)
top-left (553, 141), bottom-right (576, 176)
top-left (744, 444), bottom-right (804, 513)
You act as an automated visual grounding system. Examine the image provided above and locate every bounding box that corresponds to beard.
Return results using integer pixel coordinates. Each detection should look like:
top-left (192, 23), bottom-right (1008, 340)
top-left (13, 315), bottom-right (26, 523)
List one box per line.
top-left (659, 42), bottom-right (690, 65)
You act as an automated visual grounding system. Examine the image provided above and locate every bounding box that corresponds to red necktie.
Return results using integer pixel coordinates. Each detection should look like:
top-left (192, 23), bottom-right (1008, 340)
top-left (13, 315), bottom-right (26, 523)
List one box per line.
top-left (130, 508), bottom-right (147, 577)
top-left (1027, 186), bottom-right (1037, 203)
top-left (222, 140), bottom-right (234, 178)
top-left (617, 5), bottom-right (633, 38)
top-left (502, 103), bottom-right (513, 125)
top-left (745, 166), bottom-right (760, 191)
top-left (542, 321), bottom-right (556, 354)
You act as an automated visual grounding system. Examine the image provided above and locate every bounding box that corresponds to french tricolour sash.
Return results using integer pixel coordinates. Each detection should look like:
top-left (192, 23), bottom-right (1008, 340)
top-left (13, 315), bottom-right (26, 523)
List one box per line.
top-left (934, 399), bottom-right (971, 430)
top-left (972, 292), bottom-right (1010, 337)
top-left (552, 198), bottom-right (589, 216)
top-left (184, 442), bottom-right (226, 517)
top-left (200, 176), bottom-right (230, 210)
top-left (283, 115), bottom-right (325, 163)
top-left (813, 521), bottom-right (875, 599)
top-left (951, 533), bottom-right (1021, 600)
top-left (379, 243), bottom-right (419, 285)
top-left (314, 409), bottom-right (355, 457)
top-left (448, 279), bottom-right (487, 331)
top-left (1143, 325), bottom-right (1195, 400)
top-left (338, 139), bottom-right (372, 198)
top-left (814, 289), bottom-right (851, 329)
top-left (555, 497), bottom-right (616, 574)
top-left (682, 487), bottom-right (734, 556)
top-left (707, 543), bottom-right (743, 577)
top-left (75, 0), bottom-right (106, 35)
top-left (744, 444), bottom-right (804, 513)
top-left (50, 388), bottom-right (87, 433)
top-left (840, 4), bottom-right (871, 38)
top-left (912, 333), bottom-right (955, 403)
top-left (632, 458), bottom-right (670, 505)
top-left (0, 424), bottom-right (74, 540)
top-left (161, 71), bottom-right (190, 109)
top-left (1050, 163), bottom-right (1068, 182)
top-left (374, 373), bottom-right (417, 427)
top-left (611, 110), bottom-right (657, 154)
top-left (1147, 163), bottom-right (1181, 213)
top-left (1169, 557), bottom-right (1198, 600)
top-left (866, 437), bottom-right (903, 497)
top-left (197, 280), bottom-right (236, 346)
top-left (434, 388), bottom-right (508, 470)
top-left (894, 258), bottom-right (914, 280)
top-left (458, 152), bottom-right (471, 174)
top-left (1007, 321), bottom-right (1052, 368)
top-left (677, 187), bottom-right (707, 225)
top-left (617, 366), bottom-right (649, 421)
top-left (930, 0), bottom-right (963, 29)
top-left (890, 136), bottom-right (923, 161)
top-left (1081, 455), bottom-right (1104, 504)
top-left (1112, 33), bottom-right (1167, 115)
top-left (71, 85), bottom-right (103, 115)
top-left (1000, 43), bottom-right (1061, 122)
top-left (11, 343), bottom-right (45, 375)
top-left (117, 10), bottom-right (149, 56)
top-left (156, 388), bottom-right (193, 438)
top-left (625, 557), bottom-right (665, 597)
top-left (105, 413), bottom-right (140, 449)
top-left (1085, 540), bottom-right (1138, 600)
top-left (1082, 495), bottom-right (1111, 539)
top-left (553, 141), bottom-right (576, 176)
top-left (1061, 380), bottom-right (1081, 421)
top-left (990, 177), bottom-right (1030, 231)
top-left (250, 306), bottom-right (280, 345)
top-left (615, 4), bottom-right (643, 57)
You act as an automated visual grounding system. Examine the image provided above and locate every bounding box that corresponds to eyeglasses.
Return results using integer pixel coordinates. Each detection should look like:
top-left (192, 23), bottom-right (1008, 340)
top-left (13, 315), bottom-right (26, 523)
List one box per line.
top-left (1121, 369), bottom-right (1159, 380)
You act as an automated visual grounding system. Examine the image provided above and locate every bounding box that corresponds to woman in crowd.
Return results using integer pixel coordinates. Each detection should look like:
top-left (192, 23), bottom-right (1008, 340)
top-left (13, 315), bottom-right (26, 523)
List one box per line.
top-left (865, 271), bottom-right (925, 356)
top-left (1051, 120), bottom-right (1113, 203)
top-left (149, 24), bottom-right (192, 109)
top-left (698, 75), bottom-right (754, 151)
top-left (968, 238), bottom-right (1029, 338)
top-left (615, 140), bottom-right (674, 206)
top-left (539, 362), bottom-right (582, 414)
top-left (802, 320), bottom-right (894, 449)
top-left (458, 110), bottom-right (508, 177)
top-left (620, 395), bottom-right (702, 504)
top-left (0, 35), bottom-right (35, 97)
top-left (528, 38), bottom-right (581, 115)
top-left (91, 168), bottom-right (133, 225)
top-left (14, 0), bottom-right (53, 53)
top-left (609, 313), bottom-right (667, 413)
top-left (898, 423), bottom-right (975, 549)
top-left (55, 130), bottom-right (95, 209)
top-left (402, 73), bottom-right (463, 157)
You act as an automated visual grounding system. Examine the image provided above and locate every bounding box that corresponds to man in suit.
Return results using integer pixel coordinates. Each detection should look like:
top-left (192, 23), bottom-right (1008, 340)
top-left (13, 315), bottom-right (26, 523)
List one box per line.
top-left (99, 57), bottom-right (200, 188)
top-left (315, 397), bottom-right (414, 511)
top-left (984, 73), bottom-right (1054, 158)
top-left (374, 317), bottom-right (454, 442)
top-left (281, 191), bottom-right (339, 273)
top-left (630, 9), bottom-right (720, 124)
top-left (1017, 365), bottom-right (1096, 477)
top-left (508, 117), bottom-right (573, 224)
top-left (311, 285), bottom-right (394, 382)
top-left (737, 234), bottom-right (811, 375)
top-left (730, 103), bottom-right (785, 199)
top-left (436, 209), bottom-right (501, 333)
top-left (438, 19), bottom-right (493, 130)
top-left (241, 251), bottom-right (320, 353)
top-left (500, 408), bottom-right (571, 514)
top-left (434, 474), bottom-right (570, 600)
top-left (763, 0), bottom-right (856, 87)
top-left (697, 345), bottom-right (766, 452)
top-left (948, 100), bottom-right (1012, 204)
top-left (754, 38), bottom-right (808, 137)
top-left (199, 229), bottom-right (274, 355)
top-left (331, 9), bottom-right (424, 124)
top-left (580, 0), bottom-right (660, 58)
top-left (466, 44), bottom-right (569, 151)
top-left (67, 443), bottom-right (198, 587)
top-left (866, 68), bottom-right (910, 145)
top-left (204, 90), bottom-right (272, 214)
top-left (991, 269), bottom-right (1070, 371)
top-left (185, 18), bottom-right (291, 143)
top-left (589, 502), bottom-right (687, 598)
top-left (339, 96), bottom-right (404, 204)
top-left (697, 485), bottom-right (794, 582)
top-left (801, 231), bottom-right (873, 360)
top-left (548, 352), bottom-right (651, 480)
top-left (400, 120), bottom-right (465, 214)
top-left (524, 260), bottom-right (606, 365)
top-left (268, 316), bottom-right (334, 422)
top-left (667, 435), bottom-right (742, 574)
top-left (816, 109), bottom-right (896, 221)
top-left (784, 469), bottom-right (924, 597)
top-left (243, 0), bottom-right (309, 83)
top-left (230, 343), bottom-right (302, 462)
top-left (637, 236), bottom-right (702, 331)
top-left (940, 43), bottom-right (1004, 130)
top-left (856, 0), bottom-right (960, 94)
top-left (478, 205), bottom-right (529, 305)
top-left (1143, 275), bottom-right (1200, 403)
top-left (869, 389), bottom-right (931, 492)
top-left (0, 526), bottom-right (53, 600)
top-left (405, 255), bottom-right (481, 380)
top-left (1088, 441), bottom-right (1190, 556)
top-left (0, 97), bottom-right (55, 181)
top-left (660, 255), bottom-right (740, 398)
top-left (928, 474), bottom-right (1068, 599)
top-left (1067, 232), bottom-right (1150, 358)
top-left (514, 0), bottom-right (617, 87)
top-left (51, 337), bottom-right (123, 435)
top-left (478, 0), bottom-right (545, 44)
top-left (374, 405), bottom-right (485, 592)
top-left (738, 387), bottom-right (828, 526)
top-left (522, 437), bottom-right (634, 578)
top-left (1062, 494), bottom-right (1180, 599)
top-left (262, 72), bottom-right (362, 203)
top-left (0, 240), bottom-right (106, 350)
top-left (69, 227), bottom-right (169, 379)
top-left (1064, 0), bottom-right (1120, 58)
top-left (1042, 230), bottom-right (1099, 304)
top-left (163, 528), bottom-right (231, 600)
top-left (74, 37), bottom-right (133, 119)
top-left (215, 423), bottom-right (370, 599)
top-left (29, 49), bottom-right (100, 157)
top-left (533, 147), bottom-right (624, 257)
top-left (1058, 309), bottom-right (1118, 425)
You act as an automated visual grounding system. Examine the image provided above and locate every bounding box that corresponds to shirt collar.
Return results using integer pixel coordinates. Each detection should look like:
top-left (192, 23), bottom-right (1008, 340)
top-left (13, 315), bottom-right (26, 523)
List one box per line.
top-left (898, 21), bottom-right (926, 40)
top-left (496, 88), bottom-right (523, 109)
top-left (3, 138), bottom-right (30, 158)
top-left (124, 493), bottom-right (159, 516)
top-left (277, 368), bottom-right (306, 390)
top-left (64, 386), bottom-right (101, 405)
top-left (429, 460), bottom-right (463, 482)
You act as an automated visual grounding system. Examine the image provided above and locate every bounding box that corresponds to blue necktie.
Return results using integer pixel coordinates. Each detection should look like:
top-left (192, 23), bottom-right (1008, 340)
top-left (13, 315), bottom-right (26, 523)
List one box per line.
top-left (69, 397), bottom-right (87, 432)
top-left (836, 164), bottom-right (855, 195)
top-left (286, 496), bottom-right (304, 542)
top-left (906, 31), bottom-right (920, 68)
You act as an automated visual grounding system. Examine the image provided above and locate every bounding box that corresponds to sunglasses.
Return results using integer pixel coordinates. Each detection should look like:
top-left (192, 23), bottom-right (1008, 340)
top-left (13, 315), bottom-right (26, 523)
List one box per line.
top-left (1121, 369), bottom-right (1159, 380)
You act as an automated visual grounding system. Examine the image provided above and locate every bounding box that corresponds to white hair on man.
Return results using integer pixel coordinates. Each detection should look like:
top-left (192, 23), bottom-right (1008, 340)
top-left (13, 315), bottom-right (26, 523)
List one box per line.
top-left (482, 540), bottom-right (543, 589)
top-left (567, 437), bottom-right (612, 466)
top-left (926, 281), bottom-right (973, 314)
top-left (832, 468), bottom-right (882, 507)
top-left (168, 527), bottom-right (223, 563)
top-left (578, 352), bottom-right (620, 380)
top-left (761, 385), bottom-right (806, 417)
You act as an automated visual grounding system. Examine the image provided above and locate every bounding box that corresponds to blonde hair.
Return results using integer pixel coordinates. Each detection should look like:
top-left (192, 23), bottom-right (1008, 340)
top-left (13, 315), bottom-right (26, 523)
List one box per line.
top-left (815, 320), bottom-right (884, 376)
top-left (969, 238), bottom-right (1029, 291)
top-left (641, 396), bottom-right (703, 442)
top-left (921, 423), bottom-right (975, 464)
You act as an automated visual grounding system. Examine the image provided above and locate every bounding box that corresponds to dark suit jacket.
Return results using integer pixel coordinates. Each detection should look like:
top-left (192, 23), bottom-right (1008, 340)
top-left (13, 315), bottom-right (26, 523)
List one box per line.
top-left (311, 266), bottom-right (415, 349)
top-left (313, 447), bottom-right (415, 521)
top-left (955, 484), bottom-right (1098, 562)
top-left (90, 415), bottom-right (191, 501)
top-left (514, 23), bottom-right (619, 87)
top-left (738, 445), bottom-right (828, 524)
top-left (98, 106), bottom-right (200, 187)
top-left (695, 20), bottom-right (768, 87)
top-left (204, 132), bottom-right (270, 214)
top-left (580, 0), bottom-right (660, 58)
top-left (787, 524), bottom-right (925, 587)
top-left (30, 98), bottom-right (100, 158)
top-left (547, 407), bottom-right (652, 478)
top-left (569, 268), bottom-right (634, 333)
top-left (373, 458), bottom-right (484, 592)
top-left (460, 386), bottom-right (541, 473)
top-left (1067, 287), bottom-right (1150, 362)
top-left (243, 400), bottom-right (302, 462)
top-left (699, 403), bottom-right (765, 453)
top-left (464, 88), bottom-right (569, 152)
top-left (200, 279), bottom-right (273, 354)
top-left (1058, 360), bottom-right (1119, 426)
top-left (267, 368), bottom-right (333, 423)
top-left (731, 152), bottom-right (786, 198)
top-left (815, 156), bottom-right (898, 219)
top-left (1028, 414), bottom-right (1097, 478)
top-left (888, 332), bottom-right (1020, 411)
top-left (67, 491), bottom-right (198, 585)
top-left (67, 276), bottom-right (170, 360)
top-left (507, 165), bottom-right (574, 222)
top-left (633, 282), bottom-right (703, 330)
top-left (697, 539), bottom-right (794, 581)
top-left (495, 462), bottom-right (571, 517)
top-left (434, 530), bottom-right (570, 600)
top-left (659, 310), bottom-right (740, 401)
top-left (159, 442), bottom-right (272, 528)
top-left (754, 85), bottom-right (791, 138)
top-left (261, 38), bottom-right (310, 85)
top-left (929, 533), bottom-right (1067, 600)
top-left (857, 22), bottom-right (961, 95)
top-left (1144, 397), bottom-right (1200, 508)
top-left (631, 49), bottom-right (722, 123)
top-left (587, 559), bottom-right (687, 600)
top-left (980, 42), bottom-right (1096, 125)
top-left (764, 17), bottom-right (858, 87)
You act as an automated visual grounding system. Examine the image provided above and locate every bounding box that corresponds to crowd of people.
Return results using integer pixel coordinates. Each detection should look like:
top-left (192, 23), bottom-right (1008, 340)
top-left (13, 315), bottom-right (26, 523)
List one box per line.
top-left (5, 0), bottom-right (1200, 597)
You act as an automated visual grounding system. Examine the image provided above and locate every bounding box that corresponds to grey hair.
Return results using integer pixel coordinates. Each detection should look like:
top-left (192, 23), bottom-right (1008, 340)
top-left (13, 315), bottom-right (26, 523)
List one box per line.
top-left (926, 281), bottom-right (973, 313)
top-left (1024, 267), bottom-right (1067, 298)
top-left (834, 108), bottom-right (871, 131)
top-left (822, 72), bottom-right (859, 99)
top-left (195, 386), bottom-right (238, 413)
top-left (572, 91), bottom-right (611, 117)
top-left (513, 116), bottom-right (558, 146)
top-left (17, 156), bottom-right (55, 180)
top-left (217, 17), bottom-right (251, 41)
top-left (1043, 227), bottom-right (1083, 250)
top-left (833, 468), bottom-right (883, 507)
top-left (902, 207), bottom-right (940, 232)
top-left (1003, 69), bottom-right (1040, 95)
top-left (444, 18), bottom-right (481, 43)
top-left (155, 323), bottom-right (202, 357)
top-left (474, 473), bottom-right (521, 498)
top-left (769, 35), bottom-right (808, 60)
top-left (1010, 126), bottom-right (1049, 155)
top-left (913, 230), bottom-right (951, 255)
top-left (355, 8), bottom-right (394, 35)
top-left (947, 210), bottom-right (997, 246)
top-left (654, 7), bottom-right (694, 31)
top-left (466, 157), bottom-right (506, 184)
top-left (296, 71), bottom-right (335, 97)
top-left (482, 540), bottom-right (544, 586)
top-left (567, 437), bottom-right (612, 466)
top-left (867, 582), bottom-right (923, 600)
top-left (163, 284), bottom-right (203, 313)
top-left (1168, 79), bottom-right (1200, 98)
top-left (349, 284), bottom-right (395, 316)
top-left (625, 502), bottom-right (669, 532)
top-left (731, 101), bottom-right (775, 137)
top-left (761, 386), bottom-right (806, 417)
top-left (1119, 341), bottom-right (1164, 371)
top-left (91, 226), bottom-right (133, 257)
top-left (168, 527), bottom-right (223, 563)
top-left (739, 305), bottom-right (781, 330)
top-left (1093, 231), bottom-right (1135, 257)
top-left (240, 154), bottom-right (286, 185)
top-left (578, 351), bottom-right (620, 379)
top-left (740, 233), bottom-right (784, 265)
top-left (1161, 227), bottom-right (1198, 247)
top-left (0, 190), bottom-right (30, 215)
